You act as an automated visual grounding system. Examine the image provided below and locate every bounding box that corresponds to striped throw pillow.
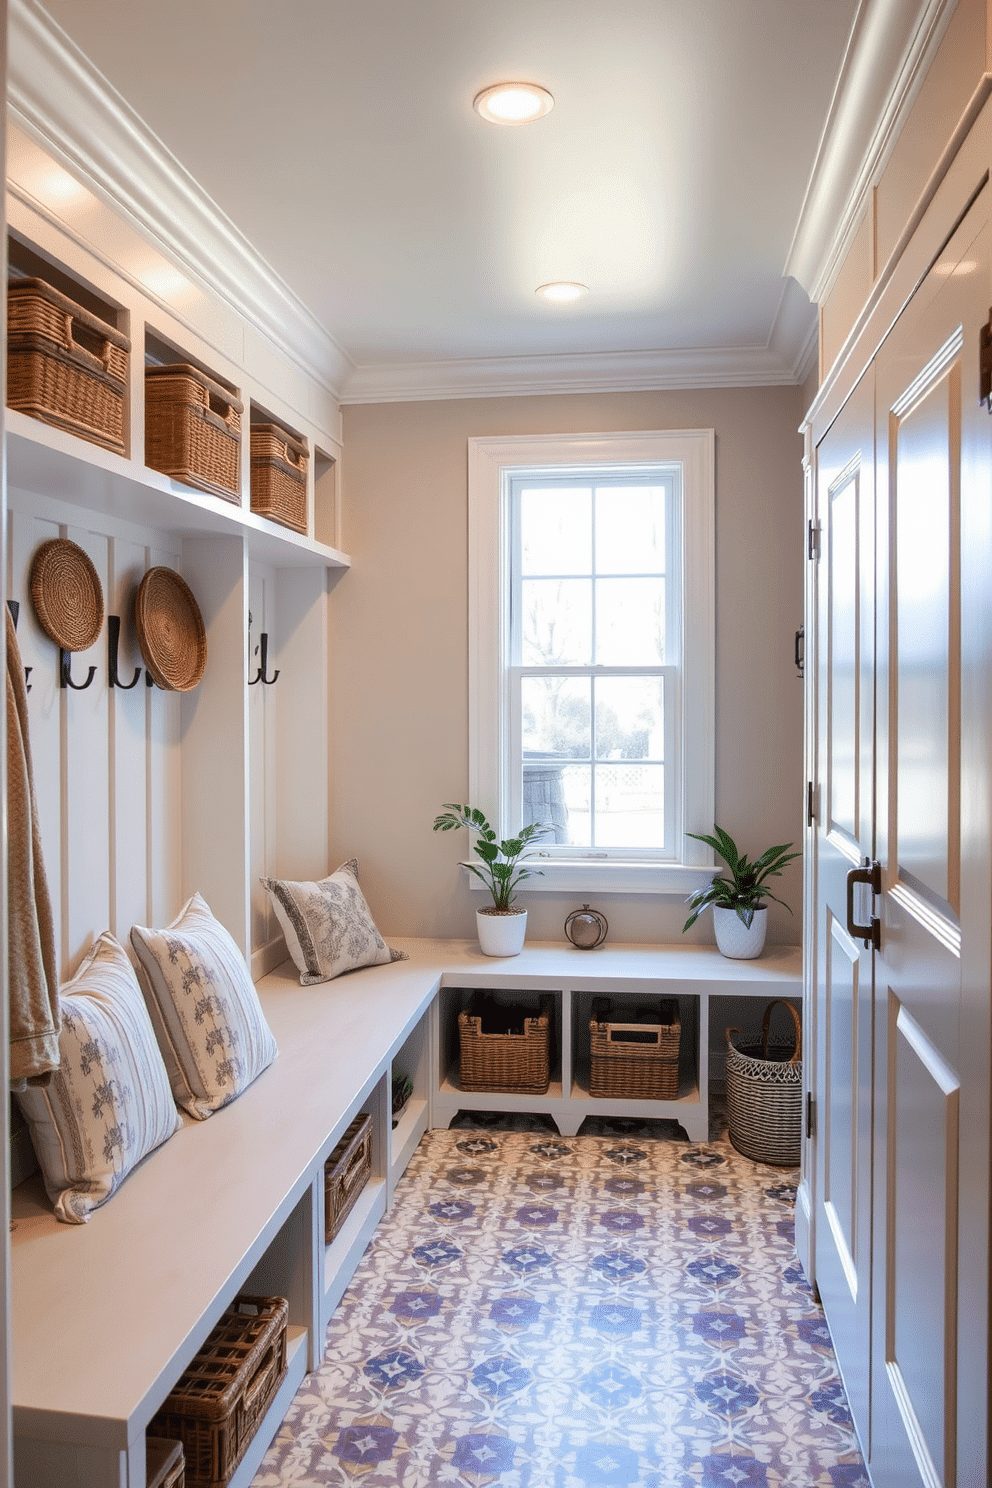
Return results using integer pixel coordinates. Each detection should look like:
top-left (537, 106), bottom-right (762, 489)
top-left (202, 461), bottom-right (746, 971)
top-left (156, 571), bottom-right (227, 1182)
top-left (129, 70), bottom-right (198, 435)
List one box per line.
top-left (131, 894), bottom-right (277, 1120)
top-left (16, 932), bottom-right (182, 1224)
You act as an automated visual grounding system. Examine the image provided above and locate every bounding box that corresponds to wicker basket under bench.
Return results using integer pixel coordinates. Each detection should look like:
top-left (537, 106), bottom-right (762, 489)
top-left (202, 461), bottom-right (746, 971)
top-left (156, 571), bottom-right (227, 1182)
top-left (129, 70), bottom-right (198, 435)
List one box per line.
top-left (324, 1112), bottom-right (373, 1241)
top-left (458, 993), bottom-right (554, 1093)
top-left (589, 997), bottom-right (681, 1100)
top-left (147, 1437), bottom-right (185, 1488)
top-left (147, 1295), bottom-right (288, 1488)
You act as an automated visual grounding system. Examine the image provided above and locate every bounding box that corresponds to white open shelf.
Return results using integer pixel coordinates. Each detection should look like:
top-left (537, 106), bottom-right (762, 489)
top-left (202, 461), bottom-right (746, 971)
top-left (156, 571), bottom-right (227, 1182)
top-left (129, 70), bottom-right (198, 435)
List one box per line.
top-left (391, 1096), bottom-right (430, 1185)
top-left (322, 1177), bottom-right (388, 1330)
top-left (7, 415), bottom-right (350, 571)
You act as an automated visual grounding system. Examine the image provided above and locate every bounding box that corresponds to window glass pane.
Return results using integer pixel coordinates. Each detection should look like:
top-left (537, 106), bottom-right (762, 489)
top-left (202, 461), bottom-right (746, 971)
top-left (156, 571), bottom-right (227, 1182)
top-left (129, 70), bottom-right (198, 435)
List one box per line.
top-left (521, 578), bottom-right (592, 665)
top-left (594, 677), bottom-right (664, 761)
top-left (595, 486), bottom-right (666, 574)
top-left (593, 763), bottom-right (665, 847)
top-left (520, 487), bottom-right (591, 575)
top-left (595, 577), bottom-right (665, 664)
top-left (560, 764), bottom-right (592, 847)
top-left (522, 675), bottom-right (590, 759)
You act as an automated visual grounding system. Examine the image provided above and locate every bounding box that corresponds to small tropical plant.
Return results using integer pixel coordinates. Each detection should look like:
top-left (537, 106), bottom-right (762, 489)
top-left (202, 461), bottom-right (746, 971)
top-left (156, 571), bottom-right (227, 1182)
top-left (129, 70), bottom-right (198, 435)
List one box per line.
top-left (682, 824), bottom-right (801, 932)
top-left (433, 804), bottom-right (548, 912)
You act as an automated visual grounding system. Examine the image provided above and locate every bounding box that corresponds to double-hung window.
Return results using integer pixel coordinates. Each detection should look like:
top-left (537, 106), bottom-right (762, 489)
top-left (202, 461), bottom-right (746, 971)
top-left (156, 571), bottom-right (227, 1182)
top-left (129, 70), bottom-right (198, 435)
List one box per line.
top-left (468, 431), bottom-right (716, 894)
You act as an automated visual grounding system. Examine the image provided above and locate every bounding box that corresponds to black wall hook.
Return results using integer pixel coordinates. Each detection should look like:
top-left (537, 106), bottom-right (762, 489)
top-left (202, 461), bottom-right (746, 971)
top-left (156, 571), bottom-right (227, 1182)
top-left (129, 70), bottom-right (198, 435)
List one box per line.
top-left (60, 648), bottom-right (97, 690)
top-left (249, 631), bottom-right (280, 686)
top-left (107, 615), bottom-right (142, 689)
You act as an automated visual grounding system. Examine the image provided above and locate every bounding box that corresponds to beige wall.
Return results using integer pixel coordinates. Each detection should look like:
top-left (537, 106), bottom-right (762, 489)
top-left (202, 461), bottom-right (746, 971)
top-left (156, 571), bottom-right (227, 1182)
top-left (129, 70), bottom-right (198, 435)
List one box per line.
top-left (333, 387), bottom-right (807, 948)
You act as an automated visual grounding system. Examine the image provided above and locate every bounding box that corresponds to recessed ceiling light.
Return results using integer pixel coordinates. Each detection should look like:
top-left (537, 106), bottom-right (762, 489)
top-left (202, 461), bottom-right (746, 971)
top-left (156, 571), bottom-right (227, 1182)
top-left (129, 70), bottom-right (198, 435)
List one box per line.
top-left (536, 282), bottom-right (588, 303)
top-left (474, 82), bottom-right (554, 125)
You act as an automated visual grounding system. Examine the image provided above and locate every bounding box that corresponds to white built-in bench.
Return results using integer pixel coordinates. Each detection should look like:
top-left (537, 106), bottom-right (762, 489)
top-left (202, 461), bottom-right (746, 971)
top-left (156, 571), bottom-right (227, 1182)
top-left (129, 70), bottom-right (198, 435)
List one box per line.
top-left (10, 939), bottom-right (801, 1488)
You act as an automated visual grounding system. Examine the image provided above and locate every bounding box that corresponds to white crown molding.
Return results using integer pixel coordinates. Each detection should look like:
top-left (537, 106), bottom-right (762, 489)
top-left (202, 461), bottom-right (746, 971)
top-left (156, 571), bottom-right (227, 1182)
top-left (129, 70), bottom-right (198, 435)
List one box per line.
top-left (7, 0), bottom-right (922, 407)
top-left (338, 342), bottom-right (812, 405)
top-left (7, 0), bottom-right (353, 397)
top-left (785, 0), bottom-right (957, 304)
top-left (767, 276), bottom-right (819, 384)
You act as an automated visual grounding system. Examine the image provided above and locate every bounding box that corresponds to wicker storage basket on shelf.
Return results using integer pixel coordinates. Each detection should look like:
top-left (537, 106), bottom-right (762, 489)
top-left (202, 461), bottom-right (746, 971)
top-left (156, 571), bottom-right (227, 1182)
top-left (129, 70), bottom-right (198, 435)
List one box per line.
top-left (589, 997), bottom-right (681, 1100)
top-left (7, 277), bottom-right (130, 455)
top-left (725, 999), bottom-right (803, 1166)
top-left (458, 993), bottom-right (553, 1093)
top-left (145, 363), bottom-right (243, 502)
top-left (250, 422), bottom-right (308, 533)
top-left (146, 1295), bottom-right (288, 1488)
top-left (324, 1112), bottom-right (373, 1241)
top-left (147, 1437), bottom-right (185, 1488)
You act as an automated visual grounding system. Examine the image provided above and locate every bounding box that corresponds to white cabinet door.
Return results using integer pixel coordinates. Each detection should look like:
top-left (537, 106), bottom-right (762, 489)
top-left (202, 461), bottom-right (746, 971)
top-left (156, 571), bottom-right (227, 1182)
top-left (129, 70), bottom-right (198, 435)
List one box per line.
top-left (869, 182), bottom-right (992, 1488)
top-left (812, 366), bottom-right (876, 1451)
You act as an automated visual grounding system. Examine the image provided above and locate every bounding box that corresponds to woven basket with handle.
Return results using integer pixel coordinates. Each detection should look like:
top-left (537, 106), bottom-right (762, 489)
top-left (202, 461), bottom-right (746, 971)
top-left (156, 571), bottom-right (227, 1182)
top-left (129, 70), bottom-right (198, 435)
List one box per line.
top-left (145, 363), bottom-right (243, 502)
top-left (250, 422), bottom-right (308, 532)
top-left (458, 993), bottom-right (553, 1093)
top-left (7, 277), bottom-right (130, 455)
top-left (725, 998), bottom-right (802, 1166)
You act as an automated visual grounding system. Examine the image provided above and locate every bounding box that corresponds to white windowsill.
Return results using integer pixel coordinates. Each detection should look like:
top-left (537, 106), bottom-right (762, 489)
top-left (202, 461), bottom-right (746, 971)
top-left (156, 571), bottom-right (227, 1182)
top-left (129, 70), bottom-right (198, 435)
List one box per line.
top-left (461, 861), bottom-right (716, 896)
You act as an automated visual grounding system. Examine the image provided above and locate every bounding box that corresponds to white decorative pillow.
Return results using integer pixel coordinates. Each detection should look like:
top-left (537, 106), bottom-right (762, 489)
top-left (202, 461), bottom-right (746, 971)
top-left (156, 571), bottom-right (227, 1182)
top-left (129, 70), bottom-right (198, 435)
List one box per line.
top-left (130, 893), bottom-right (278, 1120)
top-left (261, 858), bottom-right (407, 985)
top-left (15, 933), bottom-right (182, 1224)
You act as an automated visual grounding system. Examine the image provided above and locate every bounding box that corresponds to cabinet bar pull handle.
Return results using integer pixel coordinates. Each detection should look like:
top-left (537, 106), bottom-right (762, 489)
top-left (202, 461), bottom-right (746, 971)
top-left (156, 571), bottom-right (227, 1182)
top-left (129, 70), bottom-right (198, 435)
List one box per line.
top-left (846, 860), bottom-right (881, 950)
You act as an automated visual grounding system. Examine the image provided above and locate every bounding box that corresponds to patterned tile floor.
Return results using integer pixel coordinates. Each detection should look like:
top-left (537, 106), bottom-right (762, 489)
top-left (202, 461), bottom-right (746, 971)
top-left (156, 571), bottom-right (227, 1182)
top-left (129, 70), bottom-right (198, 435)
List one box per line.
top-left (254, 1110), bottom-right (868, 1488)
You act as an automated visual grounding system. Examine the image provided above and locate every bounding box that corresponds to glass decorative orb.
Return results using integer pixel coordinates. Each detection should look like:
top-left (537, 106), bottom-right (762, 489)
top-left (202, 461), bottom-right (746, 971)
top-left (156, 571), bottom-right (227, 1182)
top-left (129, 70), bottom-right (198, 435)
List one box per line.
top-left (564, 904), bottom-right (608, 950)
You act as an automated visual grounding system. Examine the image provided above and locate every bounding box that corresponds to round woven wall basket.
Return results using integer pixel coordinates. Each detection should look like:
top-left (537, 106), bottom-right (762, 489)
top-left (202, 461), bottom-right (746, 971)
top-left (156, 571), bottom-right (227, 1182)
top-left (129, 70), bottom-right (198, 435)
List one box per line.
top-left (29, 538), bottom-right (104, 651)
top-left (725, 998), bottom-right (802, 1167)
top-left (135, 567), bottom-right (207, 691)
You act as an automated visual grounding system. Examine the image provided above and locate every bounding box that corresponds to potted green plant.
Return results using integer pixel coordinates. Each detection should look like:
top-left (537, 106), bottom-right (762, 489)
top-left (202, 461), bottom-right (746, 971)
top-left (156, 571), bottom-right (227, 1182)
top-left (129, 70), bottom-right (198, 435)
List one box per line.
top-left (682, 825), bottom-right (800, 959)
top-left (433, 804), bottom-right (548, 956)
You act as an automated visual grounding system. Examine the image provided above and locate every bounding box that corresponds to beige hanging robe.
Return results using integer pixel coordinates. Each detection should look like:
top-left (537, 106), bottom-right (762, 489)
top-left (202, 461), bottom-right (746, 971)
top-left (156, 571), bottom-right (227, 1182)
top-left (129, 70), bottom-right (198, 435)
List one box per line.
top-left (7, 605), bottom-right (59, 1086)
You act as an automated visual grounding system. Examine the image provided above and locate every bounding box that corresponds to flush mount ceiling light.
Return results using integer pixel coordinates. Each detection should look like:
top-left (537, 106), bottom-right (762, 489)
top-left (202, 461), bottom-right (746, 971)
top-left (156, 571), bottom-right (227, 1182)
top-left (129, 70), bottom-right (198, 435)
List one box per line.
top-left (473, 82), bottom-right (554, 125)
top-left (536, 281), bottom-right (589, 303)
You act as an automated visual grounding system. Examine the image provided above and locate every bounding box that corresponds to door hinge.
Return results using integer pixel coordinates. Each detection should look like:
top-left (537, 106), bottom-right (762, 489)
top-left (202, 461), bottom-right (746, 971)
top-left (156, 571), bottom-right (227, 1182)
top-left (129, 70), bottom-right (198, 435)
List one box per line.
top-left (806, 1092), bottom-right (816, 1140)
top-left (806, 780), bottom-right (817, 828)
top-left (807, 519), bottom-right (821, 560)
top-left (981, 311), bottom-right (992, 409)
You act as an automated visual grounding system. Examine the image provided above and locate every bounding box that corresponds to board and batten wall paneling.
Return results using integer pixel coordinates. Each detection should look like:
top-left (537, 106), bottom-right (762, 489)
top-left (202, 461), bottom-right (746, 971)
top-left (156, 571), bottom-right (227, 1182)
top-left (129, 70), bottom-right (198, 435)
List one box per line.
top-left (6, 503), bottom-right (183, 977)
top-left (248, 563), bottom-right (279, 969)
top-left (178, 534), bottom-right (251, 956)
top-left (273, 565), bottom-right (330, 880)
top-left (248, 562), bottom-right (331, 980)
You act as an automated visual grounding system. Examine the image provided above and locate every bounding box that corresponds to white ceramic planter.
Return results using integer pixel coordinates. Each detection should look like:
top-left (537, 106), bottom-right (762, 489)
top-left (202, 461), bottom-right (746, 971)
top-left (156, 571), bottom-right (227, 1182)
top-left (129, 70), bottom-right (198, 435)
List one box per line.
top-left (476, 908), bottom-right (528, 957)
top-left (713, 905), bottom-right (767, 960)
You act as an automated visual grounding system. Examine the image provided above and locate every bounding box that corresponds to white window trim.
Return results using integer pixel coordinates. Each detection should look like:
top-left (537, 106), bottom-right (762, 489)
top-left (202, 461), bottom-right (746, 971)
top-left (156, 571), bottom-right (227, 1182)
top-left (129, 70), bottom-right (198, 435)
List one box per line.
top-left (468, 429), bottom-right (716, 895)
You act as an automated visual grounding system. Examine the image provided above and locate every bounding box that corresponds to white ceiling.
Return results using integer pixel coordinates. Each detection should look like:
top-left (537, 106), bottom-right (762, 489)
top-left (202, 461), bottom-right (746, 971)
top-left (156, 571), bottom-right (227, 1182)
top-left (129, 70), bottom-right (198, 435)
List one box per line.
top-left (7, 1), bottom-right (946, 401)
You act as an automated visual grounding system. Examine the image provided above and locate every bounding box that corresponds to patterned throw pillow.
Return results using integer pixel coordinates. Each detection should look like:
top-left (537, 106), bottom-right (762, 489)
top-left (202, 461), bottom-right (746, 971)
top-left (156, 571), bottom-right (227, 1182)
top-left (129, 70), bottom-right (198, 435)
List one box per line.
top-left (15, 933), bottom-right (182, 1224)
top-left (261, 858), bottom-right (407, 985)
top-left (130, 893), bottom-right (278, 1120)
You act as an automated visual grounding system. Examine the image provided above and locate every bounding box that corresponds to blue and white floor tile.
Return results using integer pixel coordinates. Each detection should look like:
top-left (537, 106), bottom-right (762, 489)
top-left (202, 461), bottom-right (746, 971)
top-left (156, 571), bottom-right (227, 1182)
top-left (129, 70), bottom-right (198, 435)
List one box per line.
top-left (254, 1114), bottom-right (867, 1487)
